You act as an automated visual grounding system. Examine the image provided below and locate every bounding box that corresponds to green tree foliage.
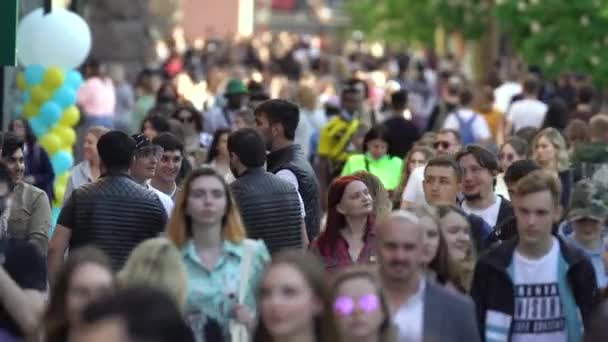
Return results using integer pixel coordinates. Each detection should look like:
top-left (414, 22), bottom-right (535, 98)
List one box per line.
top-left (347, 0), bottom-right (608, 84)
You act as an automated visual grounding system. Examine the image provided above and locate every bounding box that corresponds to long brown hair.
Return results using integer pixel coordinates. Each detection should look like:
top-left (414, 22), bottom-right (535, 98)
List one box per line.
top-left (43, 247), bottom-right (113, 342)
top-left (393, 146), bottom-right (435, 206)
top-left (253, 251), bottom-right (339, 342)
top-left (331, 266), bottom-right (397, 342)
top-left (166, 167), bottom-right (246, 247)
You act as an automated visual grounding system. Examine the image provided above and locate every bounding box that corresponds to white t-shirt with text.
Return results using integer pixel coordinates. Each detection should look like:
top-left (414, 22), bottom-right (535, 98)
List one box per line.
top-left (512, 237), bottom-right (567, 342)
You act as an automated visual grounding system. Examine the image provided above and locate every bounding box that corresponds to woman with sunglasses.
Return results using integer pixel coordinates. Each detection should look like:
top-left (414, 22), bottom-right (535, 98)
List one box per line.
top-left (254, 250), bottom-right (339, 342)
top-left (172, 105), bottom-right (212, 168)
top-left (496, 136), bottom-right (528, 200)
top-left (332, 266), bottom-right (397, 342)
top-left (340, 125), bottom-right (403, 192)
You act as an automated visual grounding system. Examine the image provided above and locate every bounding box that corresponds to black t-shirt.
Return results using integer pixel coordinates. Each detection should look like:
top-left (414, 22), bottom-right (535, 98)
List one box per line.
top-left (382, 116), bottom-right (421, 158)
top-left (0, 238), bottom-right (47, 338)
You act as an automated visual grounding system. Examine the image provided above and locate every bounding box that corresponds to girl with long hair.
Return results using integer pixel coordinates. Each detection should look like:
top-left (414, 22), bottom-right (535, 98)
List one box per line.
top-left (253, 250), bottom-right (339, 342)
top-left (331, 266), bottom-right (397, 342)
top-left (205, 128), bottom-right (234, 183)
top-left (532, 127), bottom-right (573, 209)
top-left (310, 176), bottom-right (375, 271)
top-left (64, 126), bottom-right (110, 201)
top-left (43, 246), bottom-right (114, 342)
top-left (437, 205), bottom-right (477, 293)
top-left (119, 237), bottom-right (188, 312)
top-left (392, 146), bottom-right (435, 206)
top-left (166, 167), bottom-right (270, 341)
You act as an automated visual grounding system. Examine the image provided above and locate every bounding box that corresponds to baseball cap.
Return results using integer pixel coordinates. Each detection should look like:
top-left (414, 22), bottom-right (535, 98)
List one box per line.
top-left (568, 180), bottom-right (608, 222)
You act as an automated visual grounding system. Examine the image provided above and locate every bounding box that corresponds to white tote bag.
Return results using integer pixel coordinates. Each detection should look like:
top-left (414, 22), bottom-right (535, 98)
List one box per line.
top-left (230, 239), bottom-right (256, 342)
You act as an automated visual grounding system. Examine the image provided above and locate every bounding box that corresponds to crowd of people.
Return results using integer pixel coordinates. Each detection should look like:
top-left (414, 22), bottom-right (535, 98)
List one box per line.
top-left (0, 31), bottom-right (607, 341)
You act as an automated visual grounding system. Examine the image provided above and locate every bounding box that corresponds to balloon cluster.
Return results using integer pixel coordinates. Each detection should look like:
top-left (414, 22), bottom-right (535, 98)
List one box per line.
top-left (17, 65), bottom-right (82, 216)
top-left (15, 7), bottom-right (92, 229)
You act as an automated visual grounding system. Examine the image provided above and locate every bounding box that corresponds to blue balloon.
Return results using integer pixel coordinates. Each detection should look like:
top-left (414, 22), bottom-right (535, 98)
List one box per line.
top-left (21, 91), bottom-right (31, 103)
top-left (24, 64), bottom-right (45, 86)
top-left (52, 86), bottom-right (77, 108)
top-left (39, 101), bottom-right (62, 126)
top-left (29, 117), bottom-right (48, 138)
top-left (50, 207), bottom-right (61, 237)
top-left (65, 70), bottom-right (83, 90)
top-left (51, 151), bottom-right (74, 175)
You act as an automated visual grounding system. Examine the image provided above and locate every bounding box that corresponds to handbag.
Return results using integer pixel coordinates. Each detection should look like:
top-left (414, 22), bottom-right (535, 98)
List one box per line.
top-left (229, 239), bottom-right (256, 342)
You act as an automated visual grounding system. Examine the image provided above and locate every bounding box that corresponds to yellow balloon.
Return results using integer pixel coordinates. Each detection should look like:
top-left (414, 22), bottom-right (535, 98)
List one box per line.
top-left (52, 199), bottom-right (63, 208)
top-left (22, 102), bottom-right (40, 119)
top-left (31, 85), bottom-right (51, 104)
top-left (16, 72), bottom-right (27, 91)
top-left (59, 106), bottom-right (80, 127)
top-left (43, 67), bottom-right (65, 90)
top-left (57, 171), bottom-right (70, 186)
top-left (52, 125), bottom-right (77, 148)
top-left (39, 133), bottom-right (62, 155)
top-left (54, 183), bottom-right (66, 203)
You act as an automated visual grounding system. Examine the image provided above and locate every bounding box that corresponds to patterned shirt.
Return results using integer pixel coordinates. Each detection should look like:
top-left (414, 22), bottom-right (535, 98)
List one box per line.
top-left (182, 239), bottom-right (270, 342)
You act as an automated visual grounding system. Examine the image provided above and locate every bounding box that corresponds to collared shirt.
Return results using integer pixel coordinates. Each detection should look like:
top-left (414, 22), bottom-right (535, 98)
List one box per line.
top-left (310, 225), bottom-right (376, 272)
top-left (182, 239), bottom-right (270, 342)
top-left (393, 276), bottom-right (426, 342)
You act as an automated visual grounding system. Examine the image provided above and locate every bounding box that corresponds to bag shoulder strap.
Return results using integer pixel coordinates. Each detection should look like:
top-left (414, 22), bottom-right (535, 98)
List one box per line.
top-left (237, 239), bottom-right (257, 304)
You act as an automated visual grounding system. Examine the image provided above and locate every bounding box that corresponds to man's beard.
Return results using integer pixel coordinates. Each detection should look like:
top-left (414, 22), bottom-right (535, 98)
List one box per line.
top-left (464, 192), bottom-right (482, 202)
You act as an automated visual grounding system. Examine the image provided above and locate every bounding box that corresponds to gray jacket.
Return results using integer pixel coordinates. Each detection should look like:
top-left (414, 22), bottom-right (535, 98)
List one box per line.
top-left (423, 281), bottom-right (480, 342)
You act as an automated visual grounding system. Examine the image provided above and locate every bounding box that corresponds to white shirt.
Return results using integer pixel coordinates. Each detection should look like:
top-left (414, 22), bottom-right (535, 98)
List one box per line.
top-left (275, 169), bottom-right (306, 218)
top-left (512, 237), bottom-right (567, 342)
top-left (443, 109), bottom-right (491, 142)
top-left (507, 98), bottom-right (548, 131)
top-left (145, 182), bottom-right (174, 218)
top-left (494, 82), bottom-right (522, 113)
top-left (393, 276), bottom-right (426, 342)
top-left (461, 194), bottom-right (502, 228)
top-left (401, 166), bottom-right (427, 206)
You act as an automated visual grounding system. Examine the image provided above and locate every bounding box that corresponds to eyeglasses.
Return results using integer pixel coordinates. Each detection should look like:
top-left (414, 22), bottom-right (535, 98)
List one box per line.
top-left (433, 141), bottom-right (451, 150)
top-left (498, 153), bottom-right (515, 162)
top-left (136, 146), bottom-right (163, 159)
top-left (333, 294), bottom-right (380, 316)
top-left (178, 116), bottom-right (193, 124)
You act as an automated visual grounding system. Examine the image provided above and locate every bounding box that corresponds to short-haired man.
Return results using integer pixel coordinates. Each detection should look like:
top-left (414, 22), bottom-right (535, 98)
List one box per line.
top-left (589, 114), bottom-right (608, 144)
top-left (382, 89), bottom-right (420, 159)
top-left (471, 170), bottom-right (598, 342)
top-left (487, 159), bottom-right (542, 245)
top-left (72, 286), bottom-right (195, 342)
top-left (1, 133), bottom-right (51, 255)
top-left (130, 134), bottom-right (174, 217)
top-left (228, 128), bottom-right (306, 253)
top-left (49, 131), bottom-right (167, 276)
top-left (442, 88), bottom-right (491, 145)
top-left (377, 211), bottom-right (480, 342)
top-left (401, 129), bottom-right (463, 208)
top-left (256, 99), bottom-right (321, 240)
top-left (456, 145), bottom-right (513, 229)
top-left (506, 75), bottom-right (548, 134)
top-left (150, 133), bottom-right (183, 200)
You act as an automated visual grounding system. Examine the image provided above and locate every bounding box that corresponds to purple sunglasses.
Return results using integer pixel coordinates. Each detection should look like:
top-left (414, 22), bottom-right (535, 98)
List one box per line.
top-left (334, 294), bottom-right (380, 316)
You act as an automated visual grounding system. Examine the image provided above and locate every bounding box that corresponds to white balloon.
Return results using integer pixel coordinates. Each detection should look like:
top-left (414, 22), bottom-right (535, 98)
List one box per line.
top-left (16, 8), bottom-right (92, 69)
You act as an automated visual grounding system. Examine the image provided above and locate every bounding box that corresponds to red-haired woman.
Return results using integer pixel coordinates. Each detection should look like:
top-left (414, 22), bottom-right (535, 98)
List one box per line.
top-left (310, 176), bottom-right (375, 272)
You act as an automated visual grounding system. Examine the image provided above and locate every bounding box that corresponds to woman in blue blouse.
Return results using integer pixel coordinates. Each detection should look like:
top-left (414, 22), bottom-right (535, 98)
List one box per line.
top-left (167, 167), bottom-right (270, 342)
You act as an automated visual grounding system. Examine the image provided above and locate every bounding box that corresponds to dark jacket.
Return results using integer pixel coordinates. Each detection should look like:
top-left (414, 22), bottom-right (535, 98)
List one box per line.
top-left (58, 172), bottom-right (167, 270)
top-left (230, 167), bottom-right (302, 254)
top-left (25, 143), bottom-right (55, 201)
top-left (471, 236), bottom-right (598, 342)
top-left (266, 144), bottom-right (321, 240)
top-left (482, 196), bottom-right (515, 247)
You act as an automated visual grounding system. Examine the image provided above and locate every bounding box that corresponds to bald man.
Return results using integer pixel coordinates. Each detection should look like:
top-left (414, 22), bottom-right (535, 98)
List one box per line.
top-left (376, 211), bottom-right (480, 342)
